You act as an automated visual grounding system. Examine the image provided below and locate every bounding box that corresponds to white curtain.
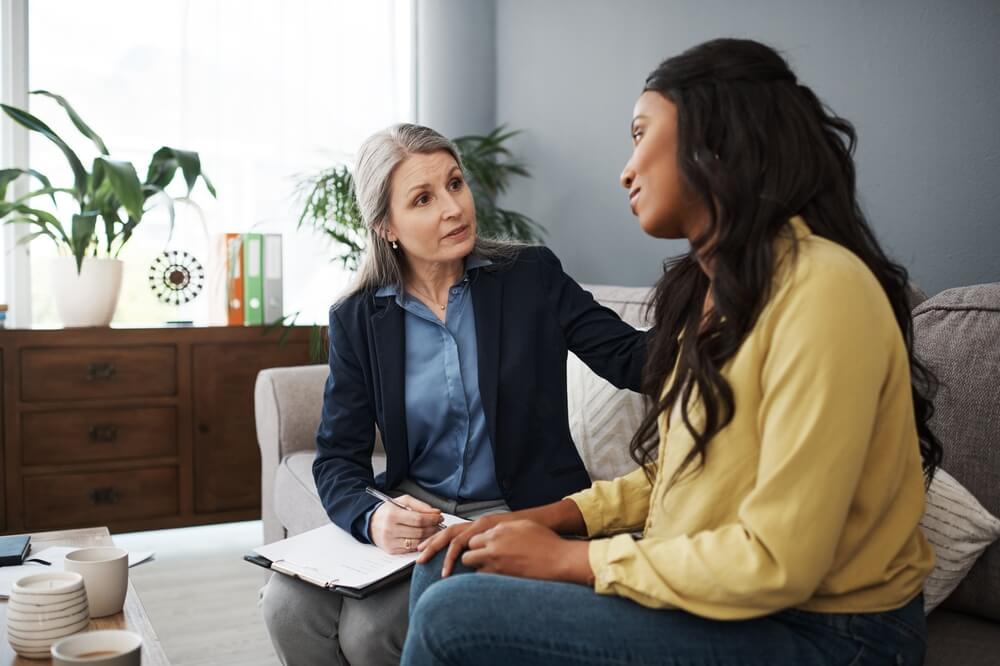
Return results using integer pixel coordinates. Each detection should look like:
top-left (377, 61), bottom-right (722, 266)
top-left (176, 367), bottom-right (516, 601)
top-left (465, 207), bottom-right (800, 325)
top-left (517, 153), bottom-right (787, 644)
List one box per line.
top-left (26, 0), bottom-right (413, 325)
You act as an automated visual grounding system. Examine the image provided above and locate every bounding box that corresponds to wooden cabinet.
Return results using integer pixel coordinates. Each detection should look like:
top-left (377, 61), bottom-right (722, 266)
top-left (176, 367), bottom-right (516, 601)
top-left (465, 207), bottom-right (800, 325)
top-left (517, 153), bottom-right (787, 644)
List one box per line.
top-left (0, 325), bottom-right (313, 534)
top-left (192, 341), bottom-right (308, 513)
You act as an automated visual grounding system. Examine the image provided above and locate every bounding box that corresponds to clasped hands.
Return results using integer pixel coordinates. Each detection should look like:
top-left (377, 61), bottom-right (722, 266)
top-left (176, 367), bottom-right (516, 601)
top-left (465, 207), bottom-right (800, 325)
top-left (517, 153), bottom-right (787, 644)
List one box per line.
top-left (415, 513), bottom-right (593, 585)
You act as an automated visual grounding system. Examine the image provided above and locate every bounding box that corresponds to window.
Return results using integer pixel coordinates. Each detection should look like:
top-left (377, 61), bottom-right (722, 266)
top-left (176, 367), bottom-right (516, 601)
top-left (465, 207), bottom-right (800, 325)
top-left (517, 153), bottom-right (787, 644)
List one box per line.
top-left (23, 0), bottom-right (413, 326)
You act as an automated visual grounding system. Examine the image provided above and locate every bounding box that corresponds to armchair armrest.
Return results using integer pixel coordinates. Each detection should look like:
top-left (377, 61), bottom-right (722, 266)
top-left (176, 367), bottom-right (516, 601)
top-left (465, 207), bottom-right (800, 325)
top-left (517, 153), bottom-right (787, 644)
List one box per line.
top-left (255, 364), bottom-right (329, 544)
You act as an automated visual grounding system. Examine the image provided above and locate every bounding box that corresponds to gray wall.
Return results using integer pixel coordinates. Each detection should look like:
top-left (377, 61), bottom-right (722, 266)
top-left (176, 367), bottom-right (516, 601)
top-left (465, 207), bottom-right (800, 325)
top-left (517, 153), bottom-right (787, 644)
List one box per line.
top-left (492, 0), bottom-right (1000, 295)
top-left (416, 0), bottom-right (496, 137)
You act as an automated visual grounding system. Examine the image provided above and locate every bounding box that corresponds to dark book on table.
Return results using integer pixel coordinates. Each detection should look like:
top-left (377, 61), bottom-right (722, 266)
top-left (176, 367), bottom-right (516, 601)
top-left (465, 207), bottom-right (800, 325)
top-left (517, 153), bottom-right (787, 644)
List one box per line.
top-left (0, 535), bottom-right (30, 567)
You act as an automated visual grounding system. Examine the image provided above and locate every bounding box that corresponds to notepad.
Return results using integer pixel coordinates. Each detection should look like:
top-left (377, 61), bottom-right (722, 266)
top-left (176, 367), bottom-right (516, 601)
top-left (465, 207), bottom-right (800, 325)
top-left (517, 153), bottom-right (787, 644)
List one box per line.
top-left (246, 514), bottom-right (468, 599)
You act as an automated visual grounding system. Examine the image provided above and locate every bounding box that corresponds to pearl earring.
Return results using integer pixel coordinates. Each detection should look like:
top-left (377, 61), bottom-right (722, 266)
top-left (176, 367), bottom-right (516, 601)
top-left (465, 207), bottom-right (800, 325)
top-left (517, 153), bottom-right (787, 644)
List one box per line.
top-left (391, 240), bottom-right (398, 250)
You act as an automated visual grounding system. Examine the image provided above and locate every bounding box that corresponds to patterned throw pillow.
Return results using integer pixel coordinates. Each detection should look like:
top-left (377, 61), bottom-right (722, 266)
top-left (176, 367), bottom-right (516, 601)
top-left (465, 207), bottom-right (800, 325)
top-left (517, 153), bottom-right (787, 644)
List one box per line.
top-left (566, 352), bottom-right (646, 481)
top-left (920, 468), bottom-right (1000, 613)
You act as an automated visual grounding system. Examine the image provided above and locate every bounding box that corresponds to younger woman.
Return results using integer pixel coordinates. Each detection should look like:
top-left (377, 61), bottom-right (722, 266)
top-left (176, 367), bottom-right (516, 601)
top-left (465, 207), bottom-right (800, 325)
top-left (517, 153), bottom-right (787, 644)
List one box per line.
top-left (404, 38), bottom-right (941, 666)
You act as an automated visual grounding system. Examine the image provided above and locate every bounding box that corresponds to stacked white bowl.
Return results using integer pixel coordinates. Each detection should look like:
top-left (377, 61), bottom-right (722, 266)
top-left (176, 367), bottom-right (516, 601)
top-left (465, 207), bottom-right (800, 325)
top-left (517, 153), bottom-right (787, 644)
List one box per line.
top-left (6, 571), bottom-right (90, 659)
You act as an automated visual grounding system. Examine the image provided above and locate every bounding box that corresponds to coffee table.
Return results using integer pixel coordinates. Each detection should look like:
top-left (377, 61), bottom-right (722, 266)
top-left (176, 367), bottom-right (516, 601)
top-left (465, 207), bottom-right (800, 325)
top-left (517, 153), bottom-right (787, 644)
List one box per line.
top-left (0, 527), bottom-right (169, 665)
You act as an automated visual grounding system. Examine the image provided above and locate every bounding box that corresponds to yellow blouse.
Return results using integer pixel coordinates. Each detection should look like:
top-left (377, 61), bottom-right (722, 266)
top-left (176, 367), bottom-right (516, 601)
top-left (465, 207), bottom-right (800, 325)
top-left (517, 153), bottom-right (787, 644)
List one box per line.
top-left (568, 216), bottom-right (934, 620)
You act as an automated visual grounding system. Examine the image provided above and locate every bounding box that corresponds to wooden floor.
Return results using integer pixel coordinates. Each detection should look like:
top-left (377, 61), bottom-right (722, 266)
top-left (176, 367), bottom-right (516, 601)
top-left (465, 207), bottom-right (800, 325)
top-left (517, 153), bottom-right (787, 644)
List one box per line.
top-left (114, 521), bottom-right (279, 666)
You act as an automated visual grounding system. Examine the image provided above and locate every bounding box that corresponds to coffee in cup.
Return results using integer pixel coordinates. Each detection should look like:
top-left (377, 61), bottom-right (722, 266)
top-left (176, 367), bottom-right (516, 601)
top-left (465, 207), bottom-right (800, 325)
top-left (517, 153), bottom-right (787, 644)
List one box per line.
top-left (50, 629), bottom-right (142, 666)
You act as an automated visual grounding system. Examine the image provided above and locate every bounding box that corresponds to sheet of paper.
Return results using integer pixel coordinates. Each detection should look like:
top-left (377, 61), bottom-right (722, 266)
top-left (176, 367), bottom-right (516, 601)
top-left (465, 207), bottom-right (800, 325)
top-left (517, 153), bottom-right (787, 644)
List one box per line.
top-left (0, 546), bottom-right (155, 598)
top-left (28, 546), bottom-right (154, 569)
top-left (255, 512), bottom-right (468, 590)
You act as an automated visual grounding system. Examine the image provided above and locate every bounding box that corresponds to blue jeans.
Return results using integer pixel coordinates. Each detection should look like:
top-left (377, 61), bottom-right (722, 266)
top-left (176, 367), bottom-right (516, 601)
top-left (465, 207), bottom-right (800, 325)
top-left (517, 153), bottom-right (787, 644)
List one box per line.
top-left (403, 551), bottom-right (926, 665)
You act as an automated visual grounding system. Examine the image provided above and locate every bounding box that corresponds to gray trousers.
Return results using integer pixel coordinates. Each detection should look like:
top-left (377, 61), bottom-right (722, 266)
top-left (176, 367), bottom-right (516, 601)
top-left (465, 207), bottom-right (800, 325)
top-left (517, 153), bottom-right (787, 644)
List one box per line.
top-left (260, 480), bottom-right (509, 666)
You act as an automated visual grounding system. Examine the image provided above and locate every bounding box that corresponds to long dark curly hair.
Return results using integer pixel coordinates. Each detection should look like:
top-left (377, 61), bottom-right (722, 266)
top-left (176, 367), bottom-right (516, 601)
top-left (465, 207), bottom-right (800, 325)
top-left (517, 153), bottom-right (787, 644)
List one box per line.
top-left (629, 38), bottom-right (943, 487)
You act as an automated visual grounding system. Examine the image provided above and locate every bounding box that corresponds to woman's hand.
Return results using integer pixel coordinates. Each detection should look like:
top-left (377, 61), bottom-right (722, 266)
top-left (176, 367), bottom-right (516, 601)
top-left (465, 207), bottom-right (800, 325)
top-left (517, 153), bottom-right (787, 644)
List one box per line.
top-left (369, 495), bottom-right (443, 554)
top-left (461, 520), bottom-right (594, 584)
top-left (416, 498), bottom-right (591, 577)
top-left (415, 512), bottom-right (515, 576)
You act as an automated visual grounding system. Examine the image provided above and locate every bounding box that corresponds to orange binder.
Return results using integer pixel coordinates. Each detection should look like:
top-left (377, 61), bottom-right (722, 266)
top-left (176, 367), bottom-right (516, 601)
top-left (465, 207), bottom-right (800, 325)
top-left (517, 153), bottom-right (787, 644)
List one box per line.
top-left (226, 233), bottom-right (245, 326)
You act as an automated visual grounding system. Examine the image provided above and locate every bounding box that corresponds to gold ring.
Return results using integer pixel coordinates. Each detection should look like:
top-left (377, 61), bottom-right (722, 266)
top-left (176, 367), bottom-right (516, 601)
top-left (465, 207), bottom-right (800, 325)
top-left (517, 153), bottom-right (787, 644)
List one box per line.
top-left (404, 538), bottom-right (413, 550)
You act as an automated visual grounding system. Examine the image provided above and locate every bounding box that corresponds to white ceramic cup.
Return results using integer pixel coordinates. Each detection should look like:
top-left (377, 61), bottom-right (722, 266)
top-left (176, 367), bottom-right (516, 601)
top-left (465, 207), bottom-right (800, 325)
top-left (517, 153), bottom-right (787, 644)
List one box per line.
top-left (50, 629), bottom-right (142, 666)
top-left (63, 547), bottom-right (129, 618)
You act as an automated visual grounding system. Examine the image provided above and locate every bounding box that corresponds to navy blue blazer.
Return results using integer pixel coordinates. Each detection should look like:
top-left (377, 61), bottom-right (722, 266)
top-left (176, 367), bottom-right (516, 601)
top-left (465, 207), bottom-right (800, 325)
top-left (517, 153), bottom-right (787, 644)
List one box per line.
top-left (313, 246), bottom-right (651, 542)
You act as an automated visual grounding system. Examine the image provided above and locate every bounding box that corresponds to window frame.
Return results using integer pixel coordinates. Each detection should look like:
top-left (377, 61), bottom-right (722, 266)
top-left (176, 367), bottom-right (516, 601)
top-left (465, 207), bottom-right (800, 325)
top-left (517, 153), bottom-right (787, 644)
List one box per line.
top-left (1, 0), bottom-right (31, 328)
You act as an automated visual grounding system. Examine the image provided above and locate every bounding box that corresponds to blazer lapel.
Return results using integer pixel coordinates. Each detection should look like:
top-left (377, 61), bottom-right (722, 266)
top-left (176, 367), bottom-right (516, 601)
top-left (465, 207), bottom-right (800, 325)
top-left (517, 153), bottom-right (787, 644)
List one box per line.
top-left (370, 297), bottom-right (408, 482)
top-left (472, 270), bottom-right (502, 449)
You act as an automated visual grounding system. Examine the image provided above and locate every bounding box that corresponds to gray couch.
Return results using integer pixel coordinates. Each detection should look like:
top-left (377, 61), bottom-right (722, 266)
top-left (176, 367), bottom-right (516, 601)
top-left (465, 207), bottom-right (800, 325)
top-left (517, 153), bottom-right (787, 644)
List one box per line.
top-left (254, 283), bottom-right (1000, 664)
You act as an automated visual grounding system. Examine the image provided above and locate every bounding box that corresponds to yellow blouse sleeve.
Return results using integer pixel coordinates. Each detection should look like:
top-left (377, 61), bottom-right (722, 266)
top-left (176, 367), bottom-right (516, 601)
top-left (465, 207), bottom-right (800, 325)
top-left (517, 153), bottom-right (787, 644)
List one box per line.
top-left (566, 465), bottom-right (653, 537)
top-left (586, 262), bottom-right (895, 619)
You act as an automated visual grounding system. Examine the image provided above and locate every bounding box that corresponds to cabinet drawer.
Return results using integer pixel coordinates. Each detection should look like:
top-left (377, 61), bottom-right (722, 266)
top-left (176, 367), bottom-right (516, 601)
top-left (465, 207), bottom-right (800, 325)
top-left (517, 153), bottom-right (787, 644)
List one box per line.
top-left (21, 346), bottom-right (176, 402)
top-left (22, 407), bottom-right (177, 466)
top-left (24, 466), bottom-right (179, 530)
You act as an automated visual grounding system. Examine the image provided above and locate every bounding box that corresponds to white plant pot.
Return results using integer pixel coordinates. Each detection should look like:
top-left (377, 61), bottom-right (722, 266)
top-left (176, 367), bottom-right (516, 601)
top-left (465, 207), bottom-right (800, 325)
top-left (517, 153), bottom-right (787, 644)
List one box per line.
top-left (50, 256), bottom-right (124, 327)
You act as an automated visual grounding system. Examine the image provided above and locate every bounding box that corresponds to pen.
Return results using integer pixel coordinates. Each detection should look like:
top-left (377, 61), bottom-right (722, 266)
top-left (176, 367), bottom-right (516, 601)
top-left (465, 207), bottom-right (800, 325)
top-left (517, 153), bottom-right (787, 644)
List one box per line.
top-left (365, 486), bottom-right (446, 530)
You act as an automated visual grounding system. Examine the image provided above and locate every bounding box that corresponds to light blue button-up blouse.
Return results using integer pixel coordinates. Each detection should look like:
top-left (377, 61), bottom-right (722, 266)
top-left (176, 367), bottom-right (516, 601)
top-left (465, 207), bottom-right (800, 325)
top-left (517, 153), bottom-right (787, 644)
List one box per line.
top-left (364, 256), bottom-right (500, 536)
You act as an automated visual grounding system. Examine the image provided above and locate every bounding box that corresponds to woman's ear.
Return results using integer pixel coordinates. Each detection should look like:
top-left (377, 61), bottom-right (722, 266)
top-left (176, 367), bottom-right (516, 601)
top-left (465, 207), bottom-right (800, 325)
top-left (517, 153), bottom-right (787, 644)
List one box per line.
top-left (376, 222), bottom-right (397, 243)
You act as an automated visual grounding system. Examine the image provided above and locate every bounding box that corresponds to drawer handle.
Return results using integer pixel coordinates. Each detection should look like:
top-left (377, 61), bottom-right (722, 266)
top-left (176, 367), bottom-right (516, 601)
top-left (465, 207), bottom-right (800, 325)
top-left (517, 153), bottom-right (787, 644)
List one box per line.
top-left (88, 424), bottom-right (119, 443)
top-left (89, 487), bottom-right (120, 505)
top-left (87, 362), bottom-right (117, 381)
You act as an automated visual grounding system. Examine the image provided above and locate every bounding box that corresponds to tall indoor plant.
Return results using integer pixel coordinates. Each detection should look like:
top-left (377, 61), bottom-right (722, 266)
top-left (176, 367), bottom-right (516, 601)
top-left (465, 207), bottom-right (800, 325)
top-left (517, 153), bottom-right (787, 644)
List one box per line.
top-left (295, 125), bottom-right (544, 270)
top-left (0, 90), bottom-right (215, 326)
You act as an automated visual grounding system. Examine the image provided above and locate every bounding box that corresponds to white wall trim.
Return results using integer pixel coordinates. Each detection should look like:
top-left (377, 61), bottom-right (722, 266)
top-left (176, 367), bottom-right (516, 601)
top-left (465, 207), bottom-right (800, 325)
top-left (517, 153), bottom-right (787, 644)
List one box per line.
top-left (2, 0), bottom-right (31, 327)
top-left (410, 0), bottom-right (419, 124)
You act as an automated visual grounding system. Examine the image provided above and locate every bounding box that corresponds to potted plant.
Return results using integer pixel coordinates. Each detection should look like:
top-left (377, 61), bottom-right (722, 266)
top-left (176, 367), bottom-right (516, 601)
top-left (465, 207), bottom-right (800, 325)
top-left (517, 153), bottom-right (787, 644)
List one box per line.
top-left (295, 125), bottom-right (544, 270)
top-left (0, 90), bottom-right (215, 327)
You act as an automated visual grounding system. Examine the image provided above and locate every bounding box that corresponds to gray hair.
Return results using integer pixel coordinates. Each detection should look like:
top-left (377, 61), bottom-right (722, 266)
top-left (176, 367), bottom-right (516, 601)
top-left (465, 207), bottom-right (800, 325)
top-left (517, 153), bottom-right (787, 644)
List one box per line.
top-left (347, 123), bottom-right (520, 296)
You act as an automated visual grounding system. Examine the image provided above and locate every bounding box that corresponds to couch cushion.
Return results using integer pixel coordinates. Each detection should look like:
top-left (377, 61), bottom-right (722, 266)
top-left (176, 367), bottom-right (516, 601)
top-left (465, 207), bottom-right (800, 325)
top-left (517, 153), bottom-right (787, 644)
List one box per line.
top-left (275, 450), bottom-right (388, 538)
top-left (920, 468), bottom-right (1000, 612)
top-left (926, 608), bottom-right (1000, 666)
top-left (581, 284), bottom-right (654, 328)
top-left (567, 286), bottom-right (653, 482)
top-left (913, 283), bottom-right (1000, 620)
top-left (567, 352), bottom-right (646, 482)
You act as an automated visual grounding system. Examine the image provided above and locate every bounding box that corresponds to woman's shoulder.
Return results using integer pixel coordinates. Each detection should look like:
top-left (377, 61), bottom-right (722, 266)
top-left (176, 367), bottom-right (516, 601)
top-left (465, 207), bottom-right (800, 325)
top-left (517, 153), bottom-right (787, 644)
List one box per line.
top-left (486, 244), bottom-right (561, 275)
top-left (789, 232), bottom-right (883, 298)
top-left (765, 228), bottom-right (897, 338)
top-left (328, 288), bottom-right (381, 331)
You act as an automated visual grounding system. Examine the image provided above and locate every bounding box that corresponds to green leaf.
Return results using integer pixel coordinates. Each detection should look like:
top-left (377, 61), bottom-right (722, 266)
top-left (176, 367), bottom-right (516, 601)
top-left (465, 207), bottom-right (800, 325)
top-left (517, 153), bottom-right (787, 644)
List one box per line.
top-left (200, 171), bottom-right (217, 197)
top-left (170, 148), bottom-right (202, 195)
top-left (145, 147), bottom-right (179, 189)
top-left (71, 212), bottom-right (98, 272)
top-left (0, 103), bottom-right (88, 201)
top-left (146, 147), bottom-right (215, 197)
top-left (1, 203), bottom-right (71, 246)
top-left (30, 90), bottom-right (109, 155)
top-left (142, 183), bottom-right (175, 240)
top-left (309, 323), bottom-right (328, 363)
top-left (18, 228), bottom-right (57, 245)
top-left (101, 207), bottom-right (119, 255)
top-left (115, 217), bottom-right (139, 256)
top-left (14, 186), bottom-right (76, 206)
top-left (0, 168), bottom-right (57, 205)
top-left (95, 157), bottom-right (144, 221)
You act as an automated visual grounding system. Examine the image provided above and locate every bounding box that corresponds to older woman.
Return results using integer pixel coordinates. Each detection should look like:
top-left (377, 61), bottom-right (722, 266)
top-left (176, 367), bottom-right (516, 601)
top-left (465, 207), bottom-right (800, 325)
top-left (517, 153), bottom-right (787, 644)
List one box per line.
top-left (260, 124), bottom-right (650, 665)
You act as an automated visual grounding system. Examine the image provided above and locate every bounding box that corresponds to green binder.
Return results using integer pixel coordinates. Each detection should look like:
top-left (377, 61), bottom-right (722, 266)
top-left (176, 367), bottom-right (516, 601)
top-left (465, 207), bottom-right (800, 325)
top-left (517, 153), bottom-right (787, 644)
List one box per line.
top-left (243, 233), bottom-right (264, 326)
